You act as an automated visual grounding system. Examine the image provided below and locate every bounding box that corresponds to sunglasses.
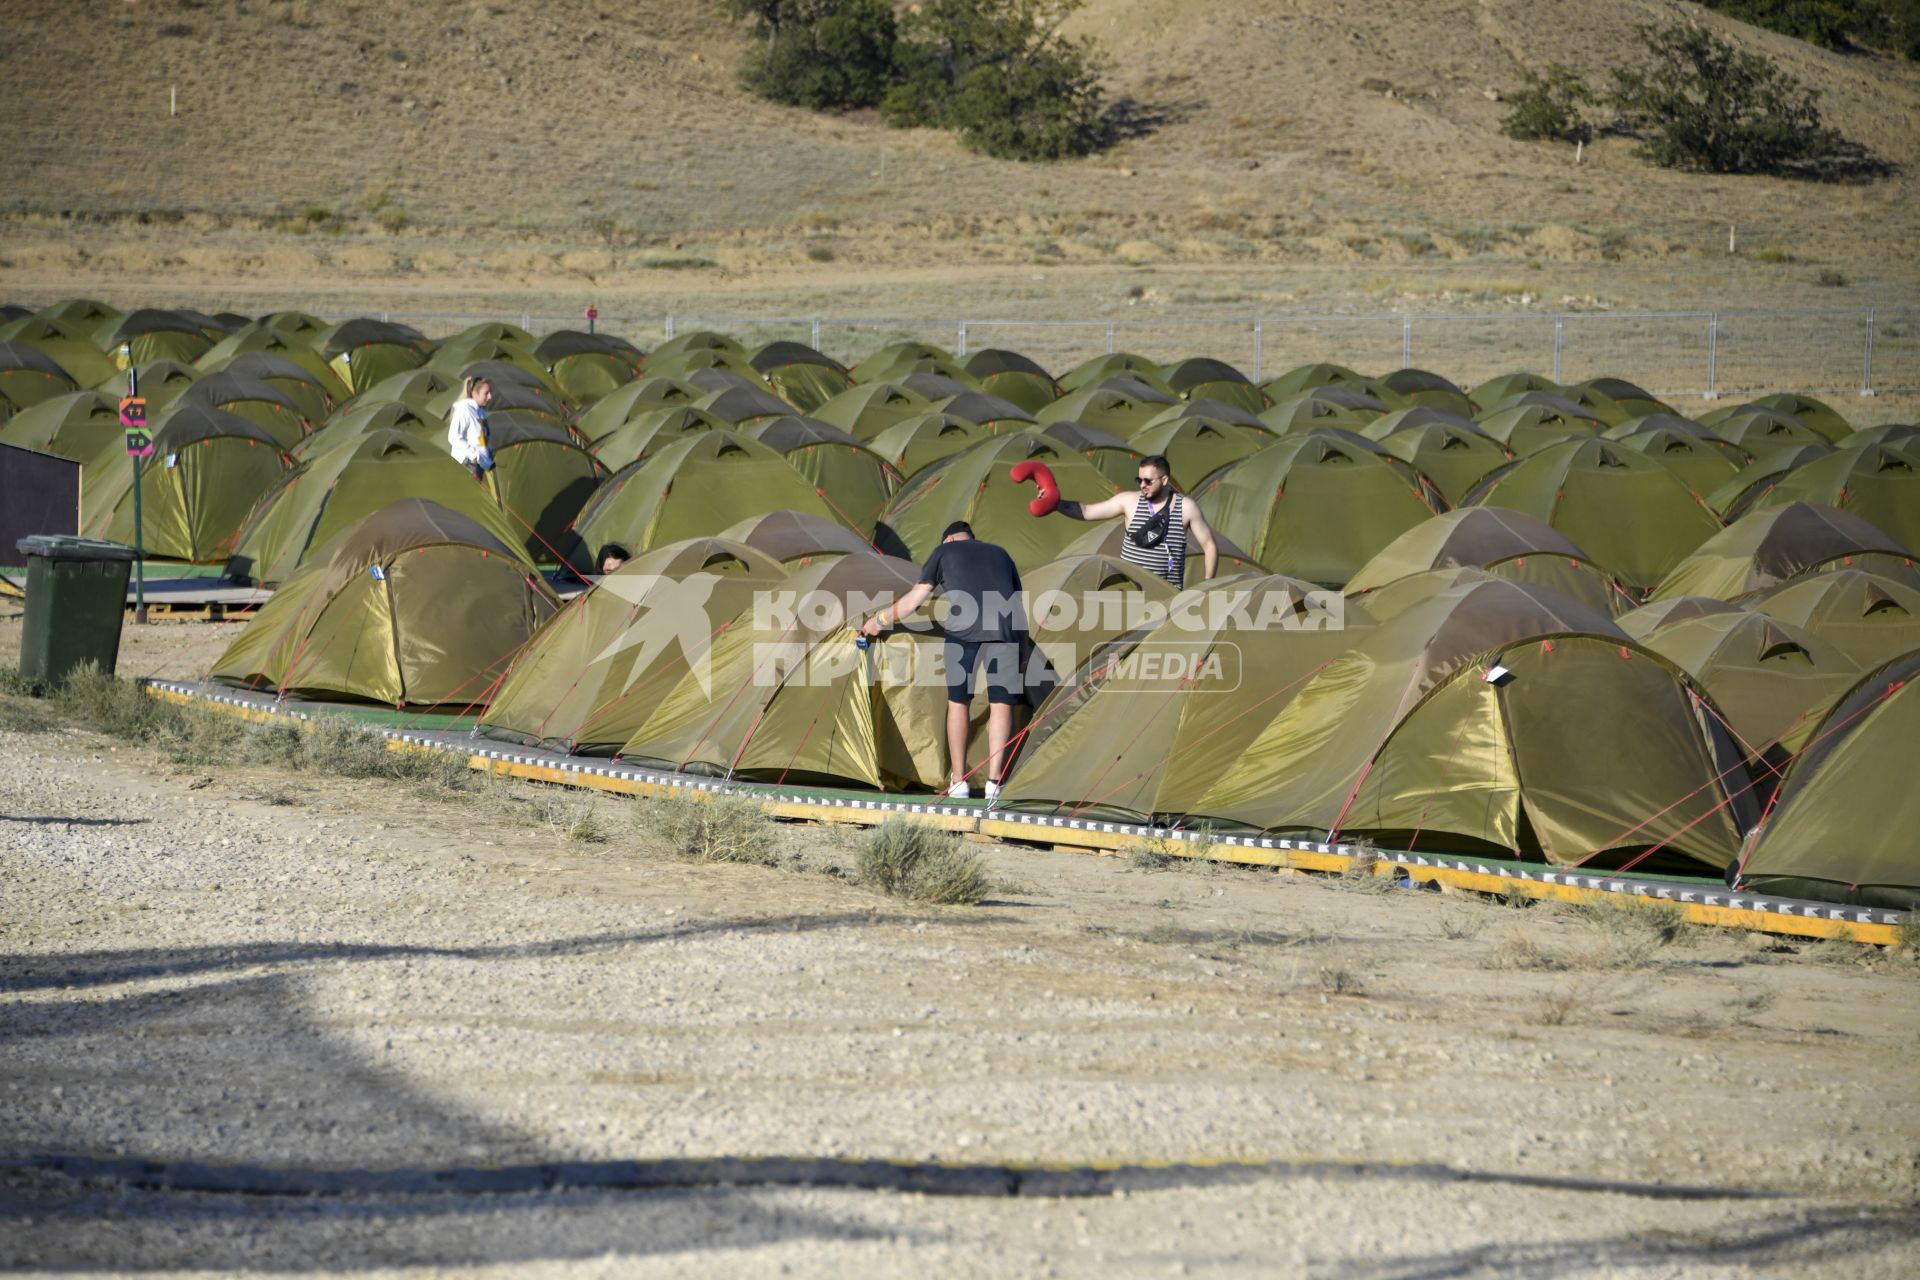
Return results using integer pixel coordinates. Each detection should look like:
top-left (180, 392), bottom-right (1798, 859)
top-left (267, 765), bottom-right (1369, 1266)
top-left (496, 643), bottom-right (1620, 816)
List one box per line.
top-left (1136, 475), bottom-right (1160, 486)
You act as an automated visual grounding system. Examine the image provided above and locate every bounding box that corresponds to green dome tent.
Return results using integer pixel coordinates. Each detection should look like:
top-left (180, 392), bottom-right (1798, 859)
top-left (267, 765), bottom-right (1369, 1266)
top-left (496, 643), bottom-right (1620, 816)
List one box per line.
top-left (1059, 352), bottom-right (1168, 395)
top-left (1604, 422), bottom-right (1744, 497)
top-left (1467, 437), bottom-right (1723, 593)
top-left (1736, 653), bottom-right (1920, 909)
top-left (1019, 552), bottom-right (1178, 691)
top-left (810, 381), bottom-right (933, 441)
top-left (575, 375), bottom-right (705, 442)
top-left (1617, 595), bottom-right (1746, 640)
top-left (1708, 443), bottom-right (1836, 520)
top-left (94, 359), bottom-right (202, 413)
top-left (719, 510), bottom-right (878, 563)
top-left (749, 341), bottom-right (853, 413)
top-left (1467, 371), bottom-right (1558, 410)
top-left (1746, 442), bottom-right (1920, 550)
top-left (1748, 569), bottom-right (1920, 668)
top-left (850, 340), bottom-right (955, 384)
top-left (296, 399), bottom-right (443, 459)
top-left (319, 318), bottom-right (432, 395)
top-left (929, 390), bottom-right (1036, 432)
top-left (1260, 394), bottom-right (1371, 437)
top-left (1649, 502), bottom-right (1915, 602)
top-left (694, 383), bottom-right (796, 426)
top-left (211, 499), bottom-right (558, 709)
top-left (533, 330), bottom-right (645, 405)
top-left (1641, 609), bottom-right (1858, 757)
top-left (1038, 420), bottom-right (1143, 487)
top-left (0, 316), bottom-right (119, 389)
top-left (1161, 356), bottom-right (1266, 414)
top-left (479, 537), bottom-right (790, 755)
top-left (572, 430), bottom-right (849, 556)
top-left (228, 429), bottom-right (526, 584)
top-left (1563, 377), bottom-right (1671, 425)
top-left (205, 350), bottom-right (343, 423)
top-left (1142, 398), bottom-right (1270, 433)
top-left (1260, 362), bottom-right (1362, 400)
top-left (1035, 385), bottom-right (1174, 436)
top-left (1474, 399), bottom-right (1606, 456)
top-left (1364, 411), bottom-right (1512, 506)
top-left (1182, 578), bottom-right (1755, 870)
top-left (999, 575), bottom-right (1364, 822)
top-left (1375, 368), bottom-right (1474, 417)
top-left (589, 405), bottom-right (730, 472)
top-left (1702, 393), bottom-right (1850, 444)
top-left (1709, 408), bottom-right (1831, 455)
top-left (193, 330), bottom-right (349, 409)
top-left (0, 340), bottom-right (80, 416)
top-left (175, 370), bottom-right (311, 451)
top-left (648, 329), bottom-right (744, 365)
top-left (1346, 507), bottom-right (1629, 618)
top-left (0, 390), bottom-right (121, 461)
top-left (742, 415), bottom-right (901, 534)
top-left (421, 362), bottom-right (575, 426)
top-left (1126, 415), bottom-right (1274, 490)
top-left (873, 431), bottom-right (1120, 568)
top-left (79, 405), bottom-right (292, 563)
top-left (961, 349), bottom-right (1060, 414)
top-left (481, 415), bottom-right (609, 566)
top-left (98, 309), bottom-right (215, 369)
top-left (1196, 430), bottom-right (1444, 587)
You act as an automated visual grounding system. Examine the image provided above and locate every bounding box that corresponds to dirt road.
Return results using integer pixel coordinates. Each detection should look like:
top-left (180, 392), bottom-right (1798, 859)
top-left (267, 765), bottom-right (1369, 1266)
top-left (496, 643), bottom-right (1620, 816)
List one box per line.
top-left (2, 615), bottom-right (1917, 1275)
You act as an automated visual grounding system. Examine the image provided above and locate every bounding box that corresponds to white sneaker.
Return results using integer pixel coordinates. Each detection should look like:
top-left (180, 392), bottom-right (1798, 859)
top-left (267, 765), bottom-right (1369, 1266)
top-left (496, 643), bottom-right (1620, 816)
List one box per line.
top-left (947, 780), bottom-right (971, 799)
top-left (984, 782), bottom-right (1001, 802)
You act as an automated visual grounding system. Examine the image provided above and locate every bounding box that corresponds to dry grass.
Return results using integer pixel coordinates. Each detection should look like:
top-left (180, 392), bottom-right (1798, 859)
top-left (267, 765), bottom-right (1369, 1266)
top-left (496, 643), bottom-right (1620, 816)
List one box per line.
top-left (638, 792), bottom-right (778, 866)
top-left (856, 819), bottom-right (989, 905)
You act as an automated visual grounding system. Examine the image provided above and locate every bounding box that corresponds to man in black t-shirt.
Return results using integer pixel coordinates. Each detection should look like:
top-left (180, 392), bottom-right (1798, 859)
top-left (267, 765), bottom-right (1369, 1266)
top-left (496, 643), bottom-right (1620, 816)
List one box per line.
top-left (860, 521), bottom-right (1024, 800)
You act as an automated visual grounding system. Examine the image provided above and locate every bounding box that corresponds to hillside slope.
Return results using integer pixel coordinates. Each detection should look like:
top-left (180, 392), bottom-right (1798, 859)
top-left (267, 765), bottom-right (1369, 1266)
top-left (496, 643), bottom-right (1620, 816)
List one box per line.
top-left (1, 0), bottom-right (1915, 309)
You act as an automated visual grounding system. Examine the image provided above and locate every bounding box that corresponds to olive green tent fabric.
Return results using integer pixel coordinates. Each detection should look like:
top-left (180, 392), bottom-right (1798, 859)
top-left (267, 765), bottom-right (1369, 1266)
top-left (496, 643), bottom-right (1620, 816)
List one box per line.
top-left (1468, 437), bottom-right (1723, 592)
top-left (479, 537), bottom-right (790, 755)
top-left (1737, 653), bottom-right (1920, 909)
top-left (619, 552), bottom-right (954, 789)
top-left (573, 430), bottom-right (849, 556)
top-left (999, 575), bottom-right (1365, 822)
top-left (873, 431), bottom-right (1122, 568)
top-left (482, 417), bottom-right (608, 566)
top-left (0, 317), bottom-right (120, 389)
top-left (1056, 519), bottom-right (1263, 582)
top-left (850, 341), bottom-right (956, 384)
top-left (589, 405), bottom-right (730, 472)
top-left (1747, 443), bottom-right (1920, 550)
top-left (693, 383), bottom-right (796, 426)
top-left (98, 309), bottom-right (215, 369)
top-left (78, 406), bottom-right (292, 563)
top-left (649, 330), bottom-right (744, 364)
top-left (1035, 386), bottom-right (1174, 435)
top-left (862, 413), bottom-right (994, 481)
top-left (743, 416), bottom-right (901, 533)
top-left (422, 364), bottom-right (574, 425)
top-left (175, 371), bottom-right (311, 451)
top-left (95, 359), bottom-right (201, 413)
top-left (1038, 421), bottom-right (1142, 487)
top-left (930, 390), bottom-right (1035, 432)
top-left (1058, 352), bottom-right (1167, 395)
top-left (296, 400), bottom-right (443, 459)
top-left (1260, 394), bottom-right (1371, 437)
top-left (1707, 443), bottom-right (1835, 520)
top-left (1473, 402), bottom-right (1606, 456)
top-left (1702, 393), bottom-right (1851, 444)
top-left (228, 429), bottom-right (527, 584)
top-left (718, 510), bottom-right (877, 563)
top-left (1142, 400), bottom-right (1270, 433)
top-left (1467, 372), bottom-right (1558, 410)
top-left (1160, 357), bottom-right (1266, 415)
top-left (1261, 363), bottom-right (1362, 400)
top-left (1618, 595), bottom-right (1747, 640)
top-left (1709, 408), bottom-right (1831, 455)
top-left (962, 349), bottom-right (1060, 414)
top-left (0, 340), bottom-right (80, 413)
top-left (1606, 413), bottom-right (1749, 462)
top-left (1649, 502), bottom-right (1913, 602)
top-left (205, 351), bottom-right (343, 423)
top-left (1376, 369), bottom-right (1475, 417)
top-left (1747, 569), bottom-right (1920, 668)
top-left (320, 319), bottom-right (432, 395)
top-left (1196, 430), bottom-right (1443, 587)
top-left (576, 376), bottom-right (705, 441)
top-left (355, 368), bottom-right (459, 413)
top-left (1606, 423), bottom-right (1744, 498)
top-left (1019, 553), bottom-right (1178, 689)
top-left (1365, 414), bottom-right (1513, 506)
top-left (210, 499), bottom-right (558, 708)
top-left (1182, 579), bottom-right (1752, 870)
top-left (532, 330), bottom-right (646, 405)
top-left (810, 382), bottom-right (934, 440)
top-left (1641, 610), bottom-right (1858, 756)
top-left (1346, 508), bottom-right (1627, 616)
top-left (1126, 416), bottom-right (1273, 491)
top-left (193, 331), bottom-right (350, 407)
top-left (0, 390), bottom-right (121, 461)
top-left (749, 344), bottom-right (853, 414)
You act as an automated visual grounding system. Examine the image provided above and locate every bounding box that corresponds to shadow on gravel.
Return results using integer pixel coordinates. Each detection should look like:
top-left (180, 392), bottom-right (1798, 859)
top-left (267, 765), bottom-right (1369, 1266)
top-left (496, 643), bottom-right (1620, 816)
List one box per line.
top-left (1320, 1204), bottom-right (1920, 1279)
top-left (0, 912), bottom-right (999, 992)
top-left (0, 814), bottom-right (151, 828)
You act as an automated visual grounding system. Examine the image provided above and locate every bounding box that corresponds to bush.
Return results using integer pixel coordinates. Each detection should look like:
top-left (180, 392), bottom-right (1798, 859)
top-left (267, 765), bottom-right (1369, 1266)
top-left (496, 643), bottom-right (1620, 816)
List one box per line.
top-left (1609, 22), bottom-right (1877, 177)
top-left (640, 791), bottom-right (779, 865)
top-left (1699, 0), bottom-right (1919, 57)
top-left (1500, 65), bottom-right (1594, 142)
top-left (856, 818), bottom-right (989, 904)
top-left (742, 0), bottom-right (896, 110)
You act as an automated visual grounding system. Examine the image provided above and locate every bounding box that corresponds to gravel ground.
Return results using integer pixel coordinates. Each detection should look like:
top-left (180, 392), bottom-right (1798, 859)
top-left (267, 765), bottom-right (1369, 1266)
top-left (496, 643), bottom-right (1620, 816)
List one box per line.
top-left (1, 615), bottom-right (1917, 1276)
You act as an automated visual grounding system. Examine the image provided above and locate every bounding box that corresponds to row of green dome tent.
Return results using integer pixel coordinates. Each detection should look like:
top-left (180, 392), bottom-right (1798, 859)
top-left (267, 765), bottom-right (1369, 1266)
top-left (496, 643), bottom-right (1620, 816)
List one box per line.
top-left (2, 298), bottom-right (1915, 909)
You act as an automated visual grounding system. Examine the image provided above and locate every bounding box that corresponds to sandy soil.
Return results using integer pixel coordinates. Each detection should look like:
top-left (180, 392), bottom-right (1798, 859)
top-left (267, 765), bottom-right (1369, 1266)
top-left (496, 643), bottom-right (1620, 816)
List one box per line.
top-left (2, 612), bottom-right (1917, 1275)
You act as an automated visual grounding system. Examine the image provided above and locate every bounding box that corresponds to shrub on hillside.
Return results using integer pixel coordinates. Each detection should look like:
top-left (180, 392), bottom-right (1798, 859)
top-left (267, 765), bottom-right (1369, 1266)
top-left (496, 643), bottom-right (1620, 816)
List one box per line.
top-left (1699, 0), bottom-right (1919, 57)
top-left (1608, 22), bottom-right (1879, 177)
top-left (1499, 65), bottom-right (1594, 143)
top-left (737, 0), bottom-right (897, 110)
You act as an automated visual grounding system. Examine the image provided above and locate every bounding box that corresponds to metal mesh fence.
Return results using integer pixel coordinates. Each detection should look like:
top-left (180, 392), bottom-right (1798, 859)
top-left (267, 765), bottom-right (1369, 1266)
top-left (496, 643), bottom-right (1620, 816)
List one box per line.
top-left (331, 307), bottom-right (1920, 398)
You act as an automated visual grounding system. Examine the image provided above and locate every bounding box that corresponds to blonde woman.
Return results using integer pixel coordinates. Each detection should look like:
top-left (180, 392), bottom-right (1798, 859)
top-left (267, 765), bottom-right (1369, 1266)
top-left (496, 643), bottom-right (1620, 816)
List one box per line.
top-left (447, 376), bottom-right (494, 480)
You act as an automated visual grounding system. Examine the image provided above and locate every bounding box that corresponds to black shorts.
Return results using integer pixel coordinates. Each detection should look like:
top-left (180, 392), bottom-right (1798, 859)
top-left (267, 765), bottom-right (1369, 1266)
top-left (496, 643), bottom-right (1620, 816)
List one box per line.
top-left (945, 639), bottom-right (1022, 706)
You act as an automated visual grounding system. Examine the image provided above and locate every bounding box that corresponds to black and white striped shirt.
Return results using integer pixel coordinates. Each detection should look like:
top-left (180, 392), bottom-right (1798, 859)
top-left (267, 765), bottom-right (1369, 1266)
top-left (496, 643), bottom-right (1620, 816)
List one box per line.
top-left (1121, 492), bottom-right (1188, 588)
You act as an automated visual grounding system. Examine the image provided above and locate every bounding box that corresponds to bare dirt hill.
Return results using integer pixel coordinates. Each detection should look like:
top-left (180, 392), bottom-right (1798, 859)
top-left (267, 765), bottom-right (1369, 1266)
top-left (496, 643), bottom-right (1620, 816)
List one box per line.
top-left (1, 0), bottom-right (1915, 319)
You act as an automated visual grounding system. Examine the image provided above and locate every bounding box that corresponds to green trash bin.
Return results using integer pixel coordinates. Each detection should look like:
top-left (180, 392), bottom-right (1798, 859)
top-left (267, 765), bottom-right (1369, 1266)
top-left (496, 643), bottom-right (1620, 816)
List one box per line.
top-left (15, 535), bottom-right (139, 689)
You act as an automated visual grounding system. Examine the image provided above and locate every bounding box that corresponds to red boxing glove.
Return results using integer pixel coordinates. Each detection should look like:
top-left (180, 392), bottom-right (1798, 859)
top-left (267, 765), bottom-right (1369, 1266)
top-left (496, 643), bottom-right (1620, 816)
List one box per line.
top-left (1010, 460), bottom-right (1061, 517)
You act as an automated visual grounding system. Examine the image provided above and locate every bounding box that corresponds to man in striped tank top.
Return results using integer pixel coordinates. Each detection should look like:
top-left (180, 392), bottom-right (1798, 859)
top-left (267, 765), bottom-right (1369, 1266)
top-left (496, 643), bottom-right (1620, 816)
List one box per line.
top-left (1051, 454), bottom-right (1218, 589)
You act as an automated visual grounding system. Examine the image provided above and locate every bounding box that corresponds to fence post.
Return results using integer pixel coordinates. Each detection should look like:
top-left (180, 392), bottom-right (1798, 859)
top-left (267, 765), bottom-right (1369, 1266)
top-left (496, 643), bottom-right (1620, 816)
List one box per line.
top-left (1106, 322), bottom-right (1116, 355)
top-left (1862, 309), bottom-right (1877, 396)
top-left (665, 315), bottom-right (675, 342)
top-left (811, 315), bottom-right (822, 352)
top-left (1401, 315), bottom-right (1412, 369)
top-left (1704, 313), bottom-right (1719, 400)
top-left (957, 321), bottom-right (968, 358)
top-left (1252, 319), bottom-right (1263, 382)
top-left (520, 311), bottom-right (530, 332)
top-left (1552, 315), bottom-right (1564, 383)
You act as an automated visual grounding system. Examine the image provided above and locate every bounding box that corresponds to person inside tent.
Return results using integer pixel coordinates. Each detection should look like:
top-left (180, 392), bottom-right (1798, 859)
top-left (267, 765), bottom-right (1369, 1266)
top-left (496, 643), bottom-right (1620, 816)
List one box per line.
top-left (446, 375), bottom-right (494, 481)
top-left (860, 521), bottom-right (1025, 801)
top-left (596, 543), bottom-right (630, 576)
top-left (1049, 453), bottom-right (1217, 588)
